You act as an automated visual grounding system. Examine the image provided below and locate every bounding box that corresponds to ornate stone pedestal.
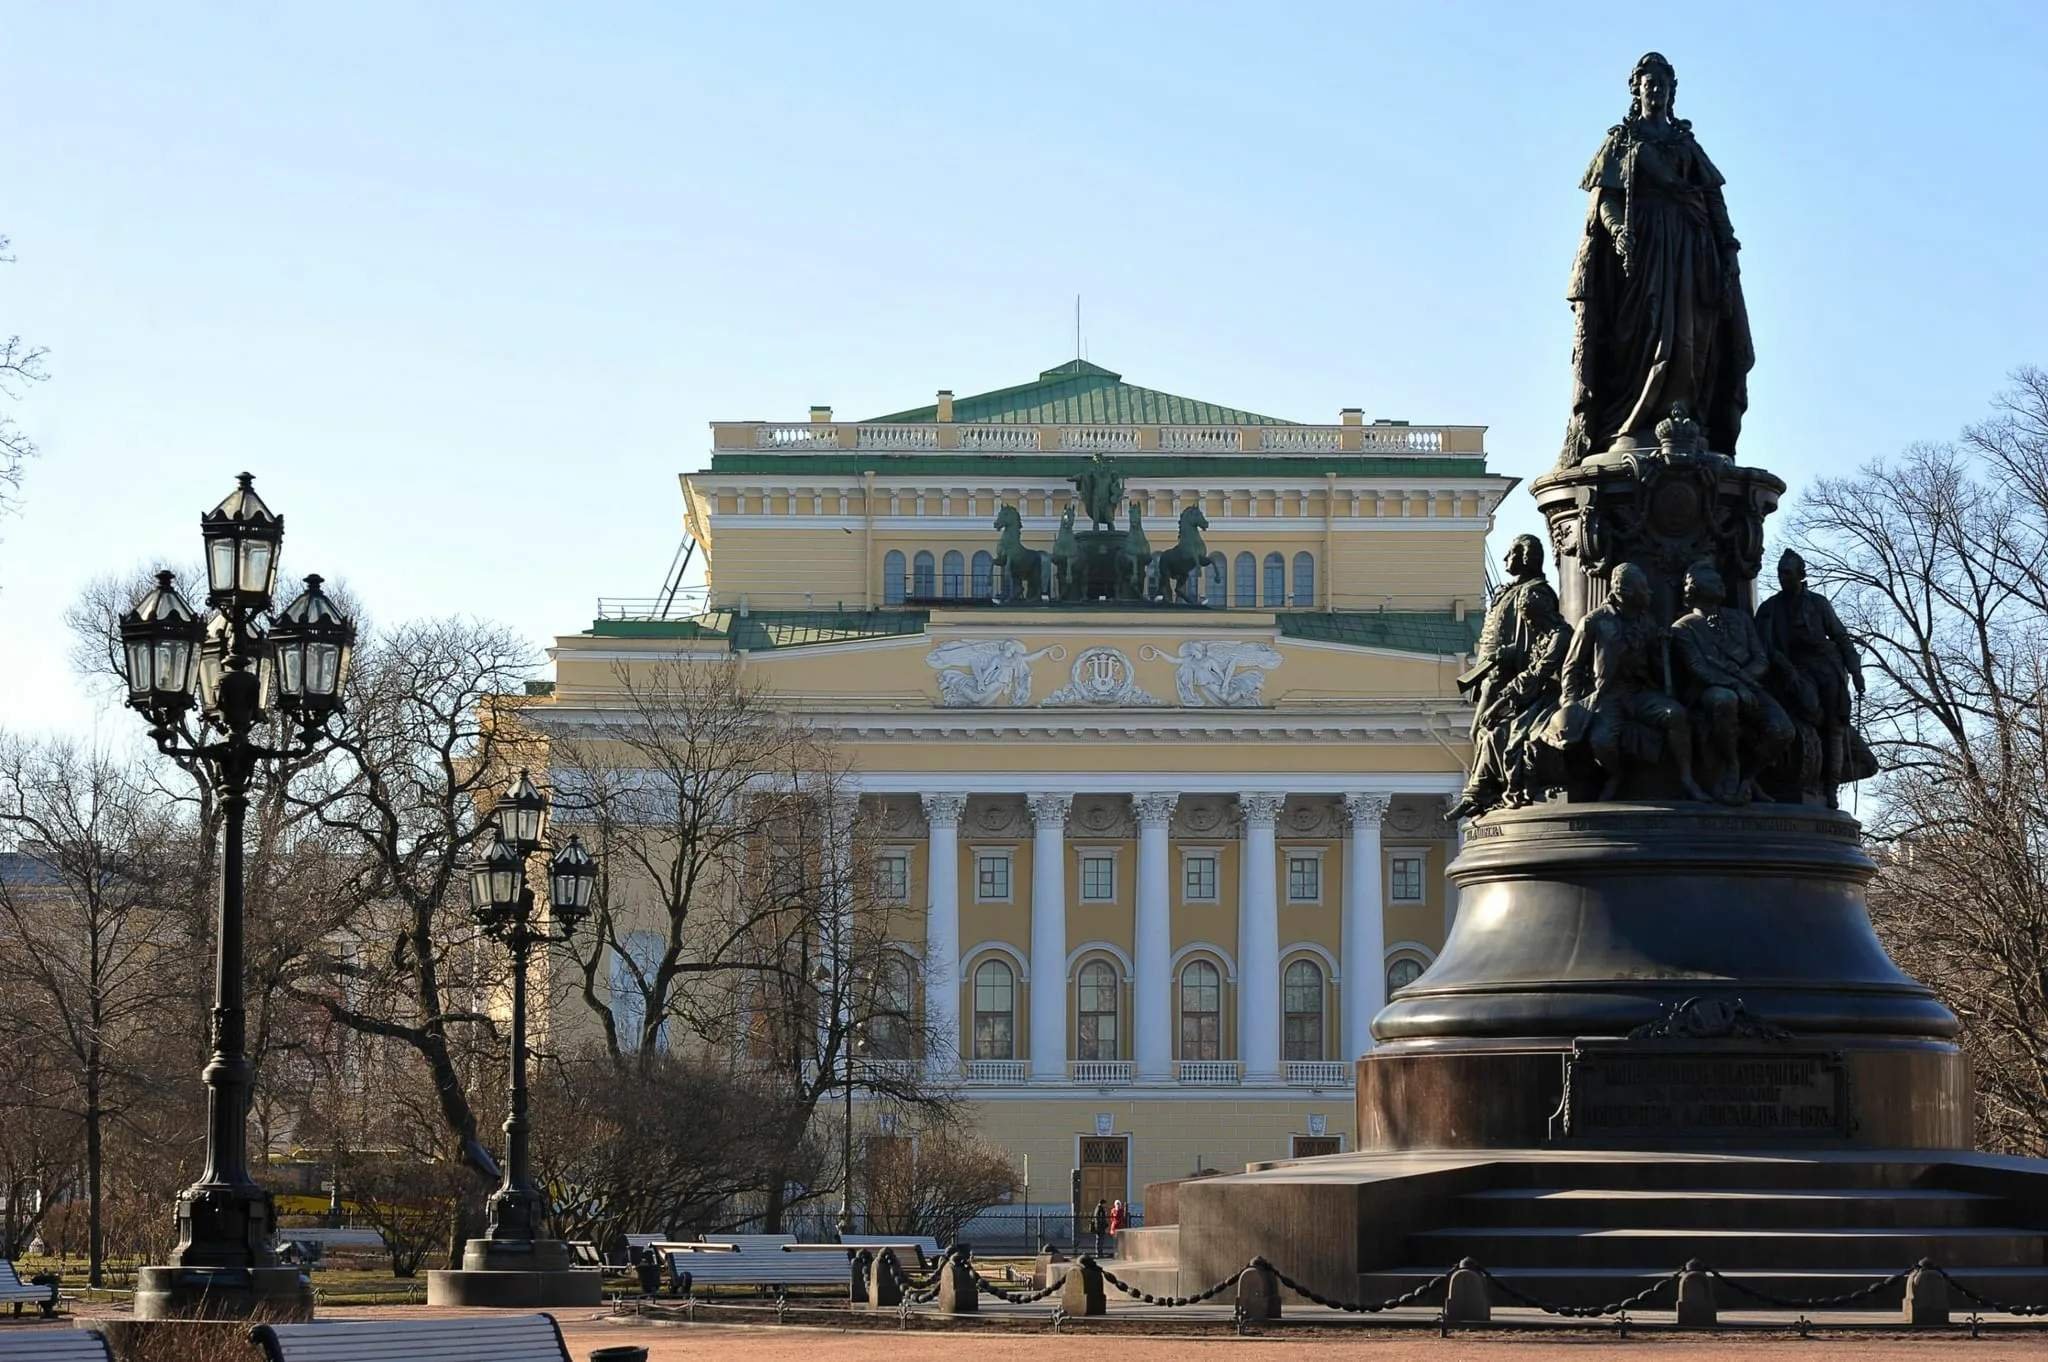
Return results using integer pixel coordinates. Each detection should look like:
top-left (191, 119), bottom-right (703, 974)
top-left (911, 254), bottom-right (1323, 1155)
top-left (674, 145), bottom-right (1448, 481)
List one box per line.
top-left (132, 1265), bottom-right (313, 1321)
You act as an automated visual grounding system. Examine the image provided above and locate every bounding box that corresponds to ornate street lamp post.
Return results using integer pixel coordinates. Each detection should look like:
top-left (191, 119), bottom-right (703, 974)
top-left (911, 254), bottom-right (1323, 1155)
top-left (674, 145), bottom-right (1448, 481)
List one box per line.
top-left (427, 772), bottom-right (602, 1306)
top-left (117, 474), bottom-right (355, 1321)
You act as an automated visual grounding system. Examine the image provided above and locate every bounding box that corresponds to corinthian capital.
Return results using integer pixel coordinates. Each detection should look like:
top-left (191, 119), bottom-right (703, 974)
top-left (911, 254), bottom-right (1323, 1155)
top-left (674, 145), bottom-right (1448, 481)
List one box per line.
top-left (1343, 792), bottom-right (1392, 828)
top-left (1131, 792), bottom-right (1179, 829)
top-left (1237, 792), bottom-right (1285, 828)
top-left (921, 792), bottom-right (969, 827)
top-left (1026, 793), bottom-right (1071, 830)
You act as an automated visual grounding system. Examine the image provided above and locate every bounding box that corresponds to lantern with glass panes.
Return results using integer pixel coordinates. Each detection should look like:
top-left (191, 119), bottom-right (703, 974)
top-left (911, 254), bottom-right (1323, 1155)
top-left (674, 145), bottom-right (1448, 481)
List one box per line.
top-left (110, 473), bottom-right (361, 1316)
top-left (462, 772), bottom-right (598, 1251)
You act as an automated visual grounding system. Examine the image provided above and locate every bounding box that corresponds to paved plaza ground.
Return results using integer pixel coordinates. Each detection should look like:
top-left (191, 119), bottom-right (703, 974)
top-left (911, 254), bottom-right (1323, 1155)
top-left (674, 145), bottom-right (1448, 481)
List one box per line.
top-left (11, 1302), bottom-right (2047, 1360)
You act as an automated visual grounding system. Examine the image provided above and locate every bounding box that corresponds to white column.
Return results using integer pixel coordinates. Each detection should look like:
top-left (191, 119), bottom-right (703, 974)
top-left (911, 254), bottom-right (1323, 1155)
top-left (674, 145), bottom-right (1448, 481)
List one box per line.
top-left (1237, 792), bottom-right (1284, 1082)
top-left (1132, 792), bottom-right (1178, 1082)
top-left (1342, 792), bottom-right (1391, 1061)
top-left (921, 792), bottom-right (968, 1079)
top-left (1026, 793), bottom-right (1071, 1082)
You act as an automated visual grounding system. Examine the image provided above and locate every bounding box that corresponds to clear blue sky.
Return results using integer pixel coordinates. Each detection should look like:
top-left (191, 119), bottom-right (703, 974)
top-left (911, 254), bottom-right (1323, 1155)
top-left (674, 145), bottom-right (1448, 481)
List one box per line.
top-left (3, 2), bottom-right (2044, 737)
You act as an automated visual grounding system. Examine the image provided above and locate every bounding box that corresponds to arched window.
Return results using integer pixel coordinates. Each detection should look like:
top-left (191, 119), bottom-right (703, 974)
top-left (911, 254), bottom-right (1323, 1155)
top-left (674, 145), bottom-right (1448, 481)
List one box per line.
top-left (1263, 552), bottom-right (1285, 606)
top-left (1233, 553), bottom-right (1256, 607)
top-left (1076, 959), bottom-right (1120, 1061)
top-left (1291, 552), bottom-right (1316, 608)
top-left (1387, 955), bottom-right (1427, 995)
top-left (611, 930), bottom-right (668, 1053)
top-left (883, 550), bottom-right (907, 605)
top-left (1282, 959), bottom-right (1324, 1061)
top-left (1179, 959), bottom-right (1221, 1061)
top-left (971, 550), bottom-right (995, 597)
top-left (912, 550), bottom-right (936, 597)
top-left (1204, 557), bottom-right (1225, 608)
top-left (973, 959), bottom-right (1015, 1060)
top-left (867, 953), bottom-right (918, 1060)
top-left (941, 550), bottom-right (965, 598)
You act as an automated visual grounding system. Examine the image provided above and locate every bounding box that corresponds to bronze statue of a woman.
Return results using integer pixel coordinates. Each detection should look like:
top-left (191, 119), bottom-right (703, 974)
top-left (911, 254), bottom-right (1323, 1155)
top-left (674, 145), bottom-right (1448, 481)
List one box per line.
top-left (1560, 52), bottom-right (1754, 466)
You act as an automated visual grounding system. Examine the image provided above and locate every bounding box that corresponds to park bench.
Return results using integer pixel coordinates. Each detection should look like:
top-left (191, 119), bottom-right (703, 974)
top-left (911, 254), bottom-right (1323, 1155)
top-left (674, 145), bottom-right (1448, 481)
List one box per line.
top-left (250, 1312), bottom-right (568, 1362)
top-left (0, 1261), bottom-right (57, 1318)
top-left (0, 1333), bottom-right (109, 1360)
top-left (658, 1235), bottom-right (845, 1296)
top-left (838, 1233), bottom-right (943, 1269)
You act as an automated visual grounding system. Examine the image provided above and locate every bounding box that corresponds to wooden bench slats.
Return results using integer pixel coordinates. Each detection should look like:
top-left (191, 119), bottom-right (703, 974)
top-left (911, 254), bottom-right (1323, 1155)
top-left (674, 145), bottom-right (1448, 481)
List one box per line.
top-left (838, 1234), bottom-right (942, 1267)
top-left (0, 1335), bottom-right (110, 1361)
top-left (250, 1313), bottom-right (566, 1362)
top-left (663, 1234), bottom-right (848, 1289)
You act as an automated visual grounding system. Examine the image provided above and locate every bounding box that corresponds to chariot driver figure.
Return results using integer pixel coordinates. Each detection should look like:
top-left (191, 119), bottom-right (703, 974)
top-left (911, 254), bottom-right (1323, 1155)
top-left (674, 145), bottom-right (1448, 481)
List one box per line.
top-left (1450, 534), bottom-right (1558, 819)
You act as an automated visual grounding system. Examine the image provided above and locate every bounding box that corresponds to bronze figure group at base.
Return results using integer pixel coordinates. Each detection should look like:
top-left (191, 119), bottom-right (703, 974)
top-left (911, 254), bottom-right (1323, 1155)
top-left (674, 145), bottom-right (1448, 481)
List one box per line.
top-left (1452, 541), bottom-right (1872, 820)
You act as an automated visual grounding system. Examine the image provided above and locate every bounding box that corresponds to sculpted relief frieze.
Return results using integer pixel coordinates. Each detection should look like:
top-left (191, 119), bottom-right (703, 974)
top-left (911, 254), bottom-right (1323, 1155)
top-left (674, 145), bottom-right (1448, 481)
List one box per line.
top-left (925, 637), bottom-right (1282, 709)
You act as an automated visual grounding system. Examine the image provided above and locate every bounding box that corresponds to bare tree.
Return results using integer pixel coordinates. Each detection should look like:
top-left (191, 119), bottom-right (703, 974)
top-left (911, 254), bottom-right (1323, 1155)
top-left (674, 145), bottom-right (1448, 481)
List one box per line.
top-left (855, 1122), bottom-right (1016, 1244)
top-left (1790, 366), bottom-right (2048, 1155)
top-left (0, 737), bottom-right (195, 1285)
top-left (0, 232), bottom-right (48, 526)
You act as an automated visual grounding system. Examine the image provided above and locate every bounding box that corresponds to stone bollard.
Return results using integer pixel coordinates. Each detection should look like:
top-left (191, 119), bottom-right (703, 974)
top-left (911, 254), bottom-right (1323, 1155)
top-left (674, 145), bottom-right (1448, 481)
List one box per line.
top-left (1034, 1244), bottom-right (1068, 1289)
top-left (1062, 1257), bottom-right (1108, 1317)
top-left (936, 1251), bottom-right (978, 1314)
top-left (868, 1249), bottom-right (904, 1310)
top-left (847, 1248), bottom-right (870, 1305)
top-left (1236, 1260), bottom-right (1283, 1320)
top-left (1675, 1260), bottom-right (1717, 1327)
top-left (1903, 1262), bottom-right (1949, 1325)
top-left (1443, 1259), bottom-right (1491, 1325)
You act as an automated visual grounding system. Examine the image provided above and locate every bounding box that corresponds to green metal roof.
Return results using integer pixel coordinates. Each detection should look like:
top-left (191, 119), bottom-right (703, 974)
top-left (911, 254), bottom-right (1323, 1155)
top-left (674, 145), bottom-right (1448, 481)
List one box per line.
top-left (589, 610), bottom-right (928, 652)
top-left (868, 359), bottom-right (1294, 427)
top-left (708, 453), bottom-right (1487, 478)
top-left (1279, 610), bottom-right (1481, 657)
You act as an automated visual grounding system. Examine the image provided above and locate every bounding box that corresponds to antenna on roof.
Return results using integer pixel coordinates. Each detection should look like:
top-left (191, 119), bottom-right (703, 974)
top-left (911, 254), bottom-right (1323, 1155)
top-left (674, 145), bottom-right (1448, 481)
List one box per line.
top-left (1074, 294), bottom-right (1082, 361)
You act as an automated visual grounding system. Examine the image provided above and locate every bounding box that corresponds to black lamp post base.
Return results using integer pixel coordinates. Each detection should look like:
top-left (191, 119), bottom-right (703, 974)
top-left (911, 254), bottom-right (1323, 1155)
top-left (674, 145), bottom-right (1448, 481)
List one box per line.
top-left (428, 1240), bottom-right (602, 1307)
top-left (133, 1265), bottom-right (314, 1321)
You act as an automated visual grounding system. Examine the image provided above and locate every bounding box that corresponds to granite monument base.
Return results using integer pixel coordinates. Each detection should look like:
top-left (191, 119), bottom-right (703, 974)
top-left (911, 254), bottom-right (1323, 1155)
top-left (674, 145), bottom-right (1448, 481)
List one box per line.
top-left (131, 1265), bottom-right (313, 1322)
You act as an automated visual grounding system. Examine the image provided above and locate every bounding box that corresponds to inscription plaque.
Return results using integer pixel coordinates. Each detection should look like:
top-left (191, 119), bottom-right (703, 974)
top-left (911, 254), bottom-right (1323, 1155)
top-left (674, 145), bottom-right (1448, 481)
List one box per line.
top-left (1551, 1041), bottom-right (1853, 1141)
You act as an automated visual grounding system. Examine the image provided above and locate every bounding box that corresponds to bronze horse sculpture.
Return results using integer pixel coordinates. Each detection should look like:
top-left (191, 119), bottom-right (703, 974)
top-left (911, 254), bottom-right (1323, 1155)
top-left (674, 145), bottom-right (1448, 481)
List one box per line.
top-left (1154, 506), bottom-right (1225, 605)
top-left (1117, 505), bottom-right (1154, 600)
top-left (992, 504), bottom-right (1050, 602)
top-left (1050, 504), bottom-right (1083, 601)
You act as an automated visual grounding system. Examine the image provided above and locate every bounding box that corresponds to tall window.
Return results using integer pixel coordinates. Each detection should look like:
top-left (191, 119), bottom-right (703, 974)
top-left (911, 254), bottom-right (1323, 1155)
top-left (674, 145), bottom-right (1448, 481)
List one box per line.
top-left (1263, 552), bottom-right (1285, 606)
top-left (1292, 552), bottom-right (1316, 607)
top-left (1183, 854), bottom-right (1218, 902)
top-left (1204, 557), bottom-right (1225, 608)
top-left (1180, 959), bottom-right (1221, 1061)
top-left (976, 853), bottom-right (1011, 902)
top-left (883, 550), bottom-right (907, 605)
top-left (1077, 959), bottom-right (1120, 1061)
top-left (1080, 854), bottom-right (1115, 902)
top-left (912, 550), bottom-right (936, 597)
top-left (611, 930), bottom-right (668, 1053)
top-left (941, 549), bottom-right (965, 597)
top-left (973, 960), bottom-right (1015, 1060)
top-left (868, 953), bottom-right (918, 1060)
top-left (1287, 854), bottom-right (1321, 903)
top-left (877, 851), bottom-right (909, 902)
top-left (1283, 959), bottom-right (1324, 1061)
top-left (1234, 552), bottom-right (1256, 606)
top-left (1390, 854), bottom-right (1425, 902)
top-left (971, 550), bottom-right (995, 597)
top-left (1388, 956), bottom-right (1426, 993)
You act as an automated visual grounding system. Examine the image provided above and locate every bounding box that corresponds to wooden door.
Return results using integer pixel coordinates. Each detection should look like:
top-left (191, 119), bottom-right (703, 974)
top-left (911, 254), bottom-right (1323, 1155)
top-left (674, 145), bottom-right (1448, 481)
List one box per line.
top-left (1077, 1136), bottom-right (1129, 1211)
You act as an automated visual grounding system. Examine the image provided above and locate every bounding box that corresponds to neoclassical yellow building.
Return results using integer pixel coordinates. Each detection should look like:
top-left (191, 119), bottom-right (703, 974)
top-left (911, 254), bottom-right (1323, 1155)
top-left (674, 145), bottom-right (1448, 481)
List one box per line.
top-left (543, 359), bottom-right (1512, 1220)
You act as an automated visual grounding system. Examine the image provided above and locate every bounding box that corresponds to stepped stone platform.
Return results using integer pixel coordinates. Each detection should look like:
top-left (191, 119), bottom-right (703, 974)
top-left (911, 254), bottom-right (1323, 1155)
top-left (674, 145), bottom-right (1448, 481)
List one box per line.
top-left (1151, 1147), bottom-right (2048, 1311)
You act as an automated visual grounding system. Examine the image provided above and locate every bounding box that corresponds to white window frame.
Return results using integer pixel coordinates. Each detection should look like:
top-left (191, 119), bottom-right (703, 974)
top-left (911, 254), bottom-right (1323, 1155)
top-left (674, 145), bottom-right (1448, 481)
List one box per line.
top-left (1388, 851), bottom-right (1427, 903)
top-left (878, 847), bottom-right (912, 904)
top-left (1179, 847), bottom-right (1221, 904)
top-left (1077, 848), bottom-right (1119, 904)
top-left (972, 847), bottom-right (1015, 905)
top-left (1284, 847), bottom-right (1326, 905)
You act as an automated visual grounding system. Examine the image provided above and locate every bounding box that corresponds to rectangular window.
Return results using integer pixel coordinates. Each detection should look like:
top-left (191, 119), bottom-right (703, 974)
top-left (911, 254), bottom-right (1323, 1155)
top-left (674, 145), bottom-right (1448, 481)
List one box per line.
top-left (1080, 854), bottom-right (1115, 902)
top-left (1183, 855), bottom-right (1218, 902)
top-left (878, 852), bottom-right (909, 902)
top-left (976, 854), bottom-right (1011, 903)
top-left (1287, 855), bottom-right (1321, 903)
top-left (1390, 854), bottom-right (1425, 902)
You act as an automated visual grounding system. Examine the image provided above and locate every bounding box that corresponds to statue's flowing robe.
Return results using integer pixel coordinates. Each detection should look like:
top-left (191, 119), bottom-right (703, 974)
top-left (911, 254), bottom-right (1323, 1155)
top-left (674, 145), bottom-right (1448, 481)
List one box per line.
top-left (1562, 118), bottom-right (1754, 464)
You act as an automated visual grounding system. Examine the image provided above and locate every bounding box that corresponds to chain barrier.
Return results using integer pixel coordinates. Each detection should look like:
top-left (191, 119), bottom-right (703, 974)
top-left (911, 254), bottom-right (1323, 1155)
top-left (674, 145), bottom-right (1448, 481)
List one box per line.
top-left (968, 1265), bottom-right (1065, 1304)
top-left (1261, 1258), bottom-right (1453, 1314)
top-left (1925, 1262), bottom-right (2048, 1318)
top-left (873, 1249), bottom-right (942, 1304)
top-left (1474, 1262), bottom-right (1680, 1318)
top-left (1703, 1263), bottom-right (1912, 1311)
top-left (1086, 1255), bottom-right (1243, 1307)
